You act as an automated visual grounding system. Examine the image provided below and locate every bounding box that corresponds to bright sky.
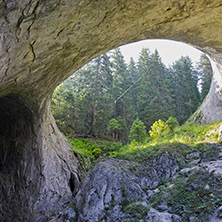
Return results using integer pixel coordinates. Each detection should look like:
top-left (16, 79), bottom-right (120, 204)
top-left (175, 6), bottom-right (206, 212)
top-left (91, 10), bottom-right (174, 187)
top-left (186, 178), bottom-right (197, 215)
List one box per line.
top-left (120, 39), bottom-right (203, 67)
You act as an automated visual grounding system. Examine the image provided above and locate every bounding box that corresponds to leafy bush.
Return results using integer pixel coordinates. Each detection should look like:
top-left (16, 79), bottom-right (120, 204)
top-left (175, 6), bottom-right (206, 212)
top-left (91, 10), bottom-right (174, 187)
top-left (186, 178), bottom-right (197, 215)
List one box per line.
top-left (96, 140), bottom-right (123, 152)
top-left (92, 148), bottom-right (102, 158)
top-left (149, 119), bottom-right (168, 138)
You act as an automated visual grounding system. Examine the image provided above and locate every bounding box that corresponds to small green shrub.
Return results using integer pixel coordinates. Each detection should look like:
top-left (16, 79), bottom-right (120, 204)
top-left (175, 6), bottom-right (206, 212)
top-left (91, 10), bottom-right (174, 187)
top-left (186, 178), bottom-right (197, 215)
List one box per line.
top-left (96, 140), bottom-right (123, 152)
top-left (149, 119), bottom-right (168, 138)
top-left (67, 138), bottom-right (98, 159)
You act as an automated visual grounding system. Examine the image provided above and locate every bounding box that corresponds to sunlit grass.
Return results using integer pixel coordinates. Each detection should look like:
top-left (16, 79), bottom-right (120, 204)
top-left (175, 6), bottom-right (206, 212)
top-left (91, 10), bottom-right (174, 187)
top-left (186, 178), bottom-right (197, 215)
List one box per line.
top-left (67, 121), bottom-right (222, 168)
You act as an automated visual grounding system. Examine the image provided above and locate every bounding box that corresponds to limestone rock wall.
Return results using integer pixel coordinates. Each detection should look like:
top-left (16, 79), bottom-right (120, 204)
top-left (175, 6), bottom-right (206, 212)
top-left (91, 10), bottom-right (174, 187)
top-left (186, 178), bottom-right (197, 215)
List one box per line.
top-left (1, 0), bottom-right (222, 103)
top-left (194, 59), bottom-right (222, 123)
top-left (0, 94), bottom-right (80, 221)
top-left (1, 0), bottom-right (222, 221)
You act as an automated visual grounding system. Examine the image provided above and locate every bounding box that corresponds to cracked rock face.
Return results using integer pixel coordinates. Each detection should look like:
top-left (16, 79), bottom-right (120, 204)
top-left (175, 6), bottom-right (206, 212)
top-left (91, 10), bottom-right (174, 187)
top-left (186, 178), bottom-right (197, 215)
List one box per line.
top-left (71, 144), bottom-right (222, 222)
top-left (0, 94), bottom-right (80, 221)
top-left (74, 157), bottom-right (180, 222)
top-left (1, 0), bottom-right (222, 221)
top-left (1, 0), bottom-right (222, 106)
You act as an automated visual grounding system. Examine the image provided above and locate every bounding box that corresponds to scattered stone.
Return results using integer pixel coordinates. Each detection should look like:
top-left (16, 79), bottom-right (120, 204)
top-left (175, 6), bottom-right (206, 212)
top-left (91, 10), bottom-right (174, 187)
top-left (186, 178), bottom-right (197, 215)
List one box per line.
top-left (157, 204), bottom-right (169, 212)
top-left (205, 184), bottom-right (210, 190)
top-left (180, 166), bottom-right (199, 174)
top-left (210, 206), bottom-right (222, 222)
top-left (145, 208), bottom-right (182, 222)
top-left (190, 182), bottom-right (199, 190)
top-left (147, 188), bottom-right (160, 198)
top-left (189, 159), bottom-right (201, 165)
top-left (201, 161), bottom-right (222, 174)
top-left (186, 152), bottom-right (200, 160)
top-left (190, 216), bottom-right (199, 222)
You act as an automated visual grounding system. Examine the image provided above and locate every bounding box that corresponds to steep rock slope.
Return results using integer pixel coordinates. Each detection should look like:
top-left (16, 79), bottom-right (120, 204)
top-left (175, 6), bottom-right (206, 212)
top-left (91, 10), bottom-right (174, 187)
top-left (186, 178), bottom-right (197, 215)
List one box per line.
top-left (68, 144), bottom-right (222, 222)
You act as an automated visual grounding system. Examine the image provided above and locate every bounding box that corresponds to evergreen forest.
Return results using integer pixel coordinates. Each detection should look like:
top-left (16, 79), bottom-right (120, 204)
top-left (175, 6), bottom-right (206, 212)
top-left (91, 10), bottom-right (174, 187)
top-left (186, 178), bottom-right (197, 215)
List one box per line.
top-left (51, 48), bottom-right (213, 143)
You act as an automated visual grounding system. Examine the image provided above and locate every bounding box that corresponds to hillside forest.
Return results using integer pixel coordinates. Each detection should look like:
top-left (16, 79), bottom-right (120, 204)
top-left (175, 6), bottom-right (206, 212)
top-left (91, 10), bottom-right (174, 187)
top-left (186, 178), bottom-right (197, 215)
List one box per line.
top-left (51, 48), bottom-right (212, 143)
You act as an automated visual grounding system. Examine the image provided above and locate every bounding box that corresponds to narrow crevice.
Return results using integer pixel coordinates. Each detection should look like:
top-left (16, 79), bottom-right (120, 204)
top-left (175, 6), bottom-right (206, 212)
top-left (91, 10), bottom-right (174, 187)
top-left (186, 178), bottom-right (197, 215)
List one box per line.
top-left (16, 0), bottom-right (40, 41)
top-left (57, 28), bottom-right (64, 37)
top-left (69, 173), bottom-right (75, 193)
top-left (30, 40), bottom-right (36, 61)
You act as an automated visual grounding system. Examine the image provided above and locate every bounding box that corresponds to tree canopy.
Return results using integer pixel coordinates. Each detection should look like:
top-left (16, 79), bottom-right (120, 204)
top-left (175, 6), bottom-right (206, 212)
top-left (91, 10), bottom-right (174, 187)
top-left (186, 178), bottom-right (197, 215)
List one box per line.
top-left (51, 47), bottom-right (212, 142)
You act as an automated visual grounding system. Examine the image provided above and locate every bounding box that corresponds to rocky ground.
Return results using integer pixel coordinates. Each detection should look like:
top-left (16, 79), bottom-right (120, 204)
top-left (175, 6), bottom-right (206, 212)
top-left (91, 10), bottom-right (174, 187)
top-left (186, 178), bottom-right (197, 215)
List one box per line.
top-left (50, 143), bottom-right (222, 222)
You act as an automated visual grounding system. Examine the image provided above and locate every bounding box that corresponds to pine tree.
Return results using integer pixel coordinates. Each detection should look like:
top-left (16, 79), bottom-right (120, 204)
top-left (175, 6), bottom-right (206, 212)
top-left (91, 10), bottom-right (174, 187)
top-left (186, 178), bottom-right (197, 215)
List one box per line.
top-left (129, 118), bottom-right (146, 143)
top-left (125, 57), bottom-right (139, 125)
top-left (52, 52), bottom-right (114, 136)
top-left (171, 56), bottom-right (200, 124)
top-left (137, 48), bottom-right (174, 129)
top-left (51, 48), bottom-right (203, 140)
top-left (111, 48), bottom-right (131, 123)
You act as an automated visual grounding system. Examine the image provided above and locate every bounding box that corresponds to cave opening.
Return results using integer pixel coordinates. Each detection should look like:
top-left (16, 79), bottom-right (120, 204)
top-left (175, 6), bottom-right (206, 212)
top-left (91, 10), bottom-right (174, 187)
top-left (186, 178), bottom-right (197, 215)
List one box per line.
top-left (0, 93), bottom-right (35, 170)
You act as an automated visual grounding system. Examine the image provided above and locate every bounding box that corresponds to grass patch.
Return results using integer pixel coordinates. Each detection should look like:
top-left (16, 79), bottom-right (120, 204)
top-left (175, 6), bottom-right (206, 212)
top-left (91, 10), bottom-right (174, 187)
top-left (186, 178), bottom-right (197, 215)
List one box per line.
top-left (67, 121), bottom-right (222, 170)
top-left (115, 142), bottom-right (189, 166)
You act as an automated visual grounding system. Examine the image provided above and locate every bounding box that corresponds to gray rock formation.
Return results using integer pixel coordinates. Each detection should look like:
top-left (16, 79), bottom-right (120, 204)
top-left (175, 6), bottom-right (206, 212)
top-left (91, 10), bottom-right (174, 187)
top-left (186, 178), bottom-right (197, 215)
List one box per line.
top-left (193, 60), bottom-right (222, 123)
top-left (69, 144), bottom-right (222, 222)
top-left (210, 206), bottom-right (222, 222)
top-left (74, 155), bottom-right (180, 222)
top-left (145, 208), bottom-right (182, 222)
top-left (1, 0), bottom-right (222, 221)
top-left (0, 94), bottom-right (81, 221)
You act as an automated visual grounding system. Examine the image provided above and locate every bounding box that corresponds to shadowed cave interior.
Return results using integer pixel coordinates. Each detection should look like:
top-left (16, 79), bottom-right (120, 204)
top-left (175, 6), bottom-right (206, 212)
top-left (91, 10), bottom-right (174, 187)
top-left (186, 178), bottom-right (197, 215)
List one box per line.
top-left (0, 94), bottom-right (41, 221)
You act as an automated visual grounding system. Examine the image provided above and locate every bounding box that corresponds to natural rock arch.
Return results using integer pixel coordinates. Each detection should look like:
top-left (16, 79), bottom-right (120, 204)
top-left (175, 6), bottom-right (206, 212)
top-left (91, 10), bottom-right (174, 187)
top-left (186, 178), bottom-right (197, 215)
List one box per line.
top-left (1, 0), bottom-right (222, 221)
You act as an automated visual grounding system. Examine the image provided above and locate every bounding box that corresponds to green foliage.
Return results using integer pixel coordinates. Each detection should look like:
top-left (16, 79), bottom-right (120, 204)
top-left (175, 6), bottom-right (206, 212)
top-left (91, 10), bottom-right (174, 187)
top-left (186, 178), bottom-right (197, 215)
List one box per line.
top-left (129, 118), bottom-right (147, 143)
top-left (137, 49), bottom-right (175, 129)
top-left (116, 142), bottom-right (188, 166)
top-left (67, 138), bottom-right (124, 163)
top-left (51, 47), bottom-right (210, 141)
top-left (149, 119), bottom-right (168, 138)
top-left (150, 170), bottom-right (222, 221)
top-left (92, 148), bottom-right (102, 158)
top-left (68, 138), bottom-right (99, 160)
top-left (122, 202), bottom-right (150, 219)
top-left (170, 56), bottom-right (201, 124)
top-left (96, 140), bottom-right (123, 152)
top-left (108, 116), bottom-right (128, 141)
top-left (108, 118), bottom-right (122, 131)
top-left (198, 144), bottom-right (220, 162)
top-left (166, 116), bottom-right (178, 133)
